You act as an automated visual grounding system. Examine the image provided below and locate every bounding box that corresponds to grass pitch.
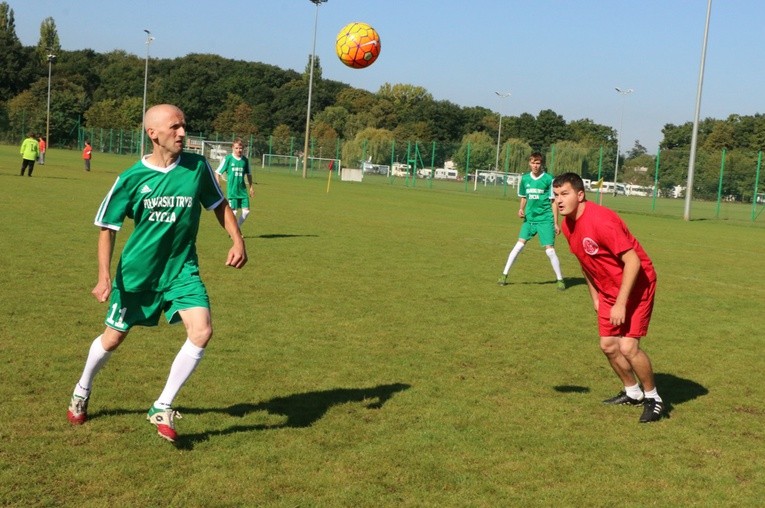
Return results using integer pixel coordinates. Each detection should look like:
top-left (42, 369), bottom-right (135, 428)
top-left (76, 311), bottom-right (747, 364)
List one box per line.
top-left (0, 146), bottom-right (763, 506)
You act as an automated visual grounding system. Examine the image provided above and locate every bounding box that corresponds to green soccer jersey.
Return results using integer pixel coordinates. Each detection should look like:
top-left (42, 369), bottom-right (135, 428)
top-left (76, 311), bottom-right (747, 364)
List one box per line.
top-left (518, 171), bottom-right (554, 222)
top-left (216, 154), bottom-right (250, 199)
top-left (94, 152), bottom-right (225, 292)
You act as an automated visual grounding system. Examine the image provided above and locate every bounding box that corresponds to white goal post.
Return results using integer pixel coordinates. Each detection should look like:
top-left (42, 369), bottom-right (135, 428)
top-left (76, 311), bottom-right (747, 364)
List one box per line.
top-left (304, 156), bottom-right (341, 172)
top-left (261, 154), bottom-right (341, 173)
top-left (262, 154), bottom-right (299, 170)
top-left (202, 140), bottom-right (234, 168)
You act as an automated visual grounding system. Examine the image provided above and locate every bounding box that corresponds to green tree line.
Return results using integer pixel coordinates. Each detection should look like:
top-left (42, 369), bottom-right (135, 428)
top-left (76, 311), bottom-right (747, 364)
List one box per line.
top-left (1, 3), bottom-right (763, 201)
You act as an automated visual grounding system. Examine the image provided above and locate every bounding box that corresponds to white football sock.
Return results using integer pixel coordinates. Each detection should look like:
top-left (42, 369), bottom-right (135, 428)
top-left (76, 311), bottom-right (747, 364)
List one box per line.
top-left (238, 208), bottom-right (250, 226)
top-left (503, 241), bottom-right (525, 275)
top-left (644, 387), bottom-right (662, 402)
top-left (625, 383), bottom-right (644, 400)
top-left (75, 335), bottom-right (113, 396)
top-left (155, 339), bottom-right (205, 408)
top-left (545, 248), bottom-right (564, 280)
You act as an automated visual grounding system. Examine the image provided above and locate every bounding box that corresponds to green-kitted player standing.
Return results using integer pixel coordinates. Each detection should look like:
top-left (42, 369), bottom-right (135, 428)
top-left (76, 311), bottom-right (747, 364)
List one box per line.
top-left (498, 152), bottom-right (565, 290)
top-left (215, 138), bottom-right (254, 228)
top-left (67, 104), bottom-right (248, 443)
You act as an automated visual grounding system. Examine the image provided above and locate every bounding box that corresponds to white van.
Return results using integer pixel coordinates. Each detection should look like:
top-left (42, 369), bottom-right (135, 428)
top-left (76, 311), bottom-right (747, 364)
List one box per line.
top-left (599, 182), bottom-right (626, 195)
top-left (625, 184), bottom-right (653, 197)
top-left (434, 168), bottom-right (459, 180)
top-left (391, 162), bottom-right (410, 177)
top-left (362, 162), bottom-right (389, 176)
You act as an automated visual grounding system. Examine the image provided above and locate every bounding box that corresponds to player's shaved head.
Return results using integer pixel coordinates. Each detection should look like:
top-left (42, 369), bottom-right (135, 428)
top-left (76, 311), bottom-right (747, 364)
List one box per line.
top-left (145, 104), bottom-right (184, 129)
top-left (144, 104), bottom-right (187, 165)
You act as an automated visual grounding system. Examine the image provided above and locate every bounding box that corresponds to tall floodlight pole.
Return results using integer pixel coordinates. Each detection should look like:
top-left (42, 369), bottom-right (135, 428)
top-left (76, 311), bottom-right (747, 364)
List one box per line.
top-left (494, 91), bottom-right (511, 172)
top-left (684, 0), bottom-right (713, 221)
top-left (303, 0), bottom-right (328, 179)
top-left (45, 52), bottom-right (55, 150)
top-left (612, 87), bottom-right (633, 196)
top-left (140, 29), bottom-right (154, 157)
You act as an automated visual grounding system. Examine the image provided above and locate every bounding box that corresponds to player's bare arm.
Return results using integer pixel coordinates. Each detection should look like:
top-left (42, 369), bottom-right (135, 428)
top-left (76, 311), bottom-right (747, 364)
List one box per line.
top-left (247, 174), bottom-right (254, 197)
top-left (611, 249), bottom-right (641, 325)
top-left (518, 197), bottom-right (527, 218)
top-left (214, 201), bottom-right (248, 268)
top-left (582, 270), bottom-right (600, 311)
top-left (551, 197), bottom-right (560, 234)
top-left (91, 228), bottom-right (116, 302)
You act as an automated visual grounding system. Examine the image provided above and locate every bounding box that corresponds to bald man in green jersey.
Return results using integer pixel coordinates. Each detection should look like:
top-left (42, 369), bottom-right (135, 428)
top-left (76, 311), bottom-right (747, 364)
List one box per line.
top-left (67, 104), bottom-right (247, 443)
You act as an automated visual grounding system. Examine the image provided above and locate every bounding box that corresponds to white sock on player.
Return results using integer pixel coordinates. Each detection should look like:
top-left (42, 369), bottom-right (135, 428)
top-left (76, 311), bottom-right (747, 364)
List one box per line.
top-left (155, 339), bottom-right (206, 408)
top-left (644, 387), bottom-right (662, 402)
top-left (503, 241), bottom-right (525, 275)
top-left (238, 208), bottom-right (250, 226)
top-left (545, 247), bottom-right (564, 280)
top-left (625, 383), bottom-right (644, 401)
top-left (75, 335), bottom-right (113, 397)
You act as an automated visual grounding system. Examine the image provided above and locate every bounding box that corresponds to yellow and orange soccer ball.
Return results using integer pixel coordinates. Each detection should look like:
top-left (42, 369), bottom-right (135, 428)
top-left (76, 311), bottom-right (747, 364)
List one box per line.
top-left (335, 22), bottom-right (381, 69)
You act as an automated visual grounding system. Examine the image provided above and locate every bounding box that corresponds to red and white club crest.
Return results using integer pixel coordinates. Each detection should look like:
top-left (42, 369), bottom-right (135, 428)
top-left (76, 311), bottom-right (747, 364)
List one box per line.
top-left (582, 237), bottom-right (599, 255)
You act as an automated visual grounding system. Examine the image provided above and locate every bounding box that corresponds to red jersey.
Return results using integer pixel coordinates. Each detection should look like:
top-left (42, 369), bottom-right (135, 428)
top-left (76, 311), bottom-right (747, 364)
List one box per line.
top-left (83, 144), bottom-right (92, 160)
top-left (562, 201), bottom-right (656, 301)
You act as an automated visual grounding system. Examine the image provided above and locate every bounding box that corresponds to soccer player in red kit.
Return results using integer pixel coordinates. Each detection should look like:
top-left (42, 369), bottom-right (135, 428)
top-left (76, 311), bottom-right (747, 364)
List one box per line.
top-left (552, 172), bottom-right (663, 423)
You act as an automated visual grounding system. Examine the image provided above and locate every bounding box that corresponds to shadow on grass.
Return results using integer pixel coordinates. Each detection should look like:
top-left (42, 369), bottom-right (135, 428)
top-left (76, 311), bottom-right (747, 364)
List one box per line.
top-left (553, 385), bottom-right (590, 393)
top-left (553, 373), bottom-right (707, 419)
top-left (252, 233), bottom-right (319, 239)
top-left (174, 382), bottom-right (411, 450)
top-left (2, 173), bottom-right (74, 180)
top-left (654, 372), bottom-right (708, 416)
top-left (511, 277), bottom-right (587, 289)
top-left (562, 276), bottom-right (587, 289)
top-left (88, 407), bottom-right (146, 420)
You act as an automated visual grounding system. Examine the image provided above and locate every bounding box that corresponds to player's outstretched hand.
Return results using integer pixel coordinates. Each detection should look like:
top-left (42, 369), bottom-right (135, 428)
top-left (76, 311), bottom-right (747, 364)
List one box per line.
top-left (92, 279), bottom-right (112, 303)
top-left (226, 244), bottom-right (248, 269)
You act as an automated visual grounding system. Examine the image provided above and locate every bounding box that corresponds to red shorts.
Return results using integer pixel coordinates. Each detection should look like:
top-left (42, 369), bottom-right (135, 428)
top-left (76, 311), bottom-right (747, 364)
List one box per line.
top-left (597, 279), bottom-right (656, 338)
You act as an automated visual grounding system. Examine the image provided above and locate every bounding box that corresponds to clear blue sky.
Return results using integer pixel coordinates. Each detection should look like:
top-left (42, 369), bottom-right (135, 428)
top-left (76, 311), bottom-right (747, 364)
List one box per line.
top-left (9, 1), bottom-right (765, 153)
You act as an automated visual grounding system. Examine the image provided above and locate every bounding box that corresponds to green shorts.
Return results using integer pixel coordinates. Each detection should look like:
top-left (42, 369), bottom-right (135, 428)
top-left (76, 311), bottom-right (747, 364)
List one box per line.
top-left (104, 275), bottom-right (210, 332)
top-left (228, 197), bottom-right (250, 210)
top-left (519, 221), bottom-right (556, 246)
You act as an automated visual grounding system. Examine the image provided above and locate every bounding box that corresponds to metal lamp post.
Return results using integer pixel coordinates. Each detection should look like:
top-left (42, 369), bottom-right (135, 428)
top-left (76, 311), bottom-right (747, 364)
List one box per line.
top-left (45, 52), bottom-right (55, 150)
top-left (612, 87), bottom-right (633, 196)
top-left (494, 91), bottom-right (511, 172)
top-left (140, 29), bottom-right (154, 157)
top-left (302, 0), bottom-right (328, 179)
top-left (684, 0), bottom-right (713, 221)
